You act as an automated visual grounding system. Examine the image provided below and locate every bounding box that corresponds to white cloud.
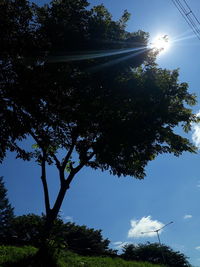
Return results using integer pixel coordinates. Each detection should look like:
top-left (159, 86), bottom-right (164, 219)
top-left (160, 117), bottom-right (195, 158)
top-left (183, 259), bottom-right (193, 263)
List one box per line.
top-left (184, 214), bottom-right (192, 219)
top-left (64, 216), bottom-right (73, 222)
top-left (59, 209), bottom-right (64, 216)
top-left (195, 246), bottom-right (200, 251)
top-left (192, 111), bottom-right (200, 149)
top-left (113, 241), bottom-right (123, 246)
top-left (128, 216), bottom-right (164, 238)
top-left (197, 181), bottom-right (200, 188)
top-left (112, 241), bottom-right (130, 250)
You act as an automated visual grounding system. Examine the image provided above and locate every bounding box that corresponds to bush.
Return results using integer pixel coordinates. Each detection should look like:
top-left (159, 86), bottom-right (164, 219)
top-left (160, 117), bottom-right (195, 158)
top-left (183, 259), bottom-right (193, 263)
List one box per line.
top-left (121, 243), bottom-right (191, 267)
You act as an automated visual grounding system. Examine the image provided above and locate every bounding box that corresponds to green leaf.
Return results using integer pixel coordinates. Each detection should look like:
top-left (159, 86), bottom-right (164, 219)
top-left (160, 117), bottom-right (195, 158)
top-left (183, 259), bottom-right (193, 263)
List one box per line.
top-left (32, 144), bottom-right (39, 149)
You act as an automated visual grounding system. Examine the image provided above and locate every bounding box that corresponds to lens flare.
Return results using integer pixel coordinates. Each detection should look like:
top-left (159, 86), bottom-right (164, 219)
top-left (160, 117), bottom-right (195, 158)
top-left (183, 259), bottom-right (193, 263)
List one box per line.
top-left (150, 35), bottom-right (170, 53)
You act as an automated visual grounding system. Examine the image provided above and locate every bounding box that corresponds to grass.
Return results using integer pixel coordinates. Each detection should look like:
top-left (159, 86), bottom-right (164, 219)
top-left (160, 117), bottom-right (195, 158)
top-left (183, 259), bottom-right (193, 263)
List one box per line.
top-left (0, 246), bottom-right (164, 267)
top-left (58, 250), bottom-right (165, 267)
top-left (0, 245), bottom-right (37, 266)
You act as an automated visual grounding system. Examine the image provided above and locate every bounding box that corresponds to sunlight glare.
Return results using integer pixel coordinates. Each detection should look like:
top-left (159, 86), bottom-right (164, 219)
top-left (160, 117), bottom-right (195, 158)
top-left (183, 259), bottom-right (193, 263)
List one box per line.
top-left (151, 35), bottom-right (170, 53)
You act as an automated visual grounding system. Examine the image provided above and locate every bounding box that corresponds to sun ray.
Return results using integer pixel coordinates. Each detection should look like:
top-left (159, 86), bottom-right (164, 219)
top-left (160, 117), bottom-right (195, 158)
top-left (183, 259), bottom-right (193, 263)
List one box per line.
top-left (87, 48), bottom-right (148, 73)
top-left (172, 33), bottom-right (198, 43)
top-left (47, 46), bottom-right (146, 63)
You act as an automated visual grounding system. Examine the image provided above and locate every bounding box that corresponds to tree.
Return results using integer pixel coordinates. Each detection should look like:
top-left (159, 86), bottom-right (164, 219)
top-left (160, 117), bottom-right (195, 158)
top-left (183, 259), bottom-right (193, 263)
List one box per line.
top-left (9, 214), bottom-right (66, 248)
top-left (0, 176), bottom-right (14, 245)
top-left (9, 214), bottom-right (45, 247)
top-left (9, 214), bottom-right (115, 256)
top-left (0, 0), bottom-right (197, 244)
top-left (121, 243), bottom-right (191, 267)
top-left (63, 222), bottom-right (110, 256)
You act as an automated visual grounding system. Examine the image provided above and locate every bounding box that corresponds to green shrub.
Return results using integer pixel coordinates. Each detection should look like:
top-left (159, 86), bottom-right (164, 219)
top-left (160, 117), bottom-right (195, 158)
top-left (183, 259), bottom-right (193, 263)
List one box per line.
top-left (0, 245), bottom-right (37, 266)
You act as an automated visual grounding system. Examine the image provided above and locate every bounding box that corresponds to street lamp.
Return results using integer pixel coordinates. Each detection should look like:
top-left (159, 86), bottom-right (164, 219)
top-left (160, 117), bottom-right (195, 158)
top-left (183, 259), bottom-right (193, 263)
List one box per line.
top-left (141, 221), bottom-right (173, 264)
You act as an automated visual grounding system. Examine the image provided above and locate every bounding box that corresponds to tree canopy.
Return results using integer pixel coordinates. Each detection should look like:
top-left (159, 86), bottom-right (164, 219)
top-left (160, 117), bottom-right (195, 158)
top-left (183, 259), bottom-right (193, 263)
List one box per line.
top-left (0, 0), bottom-right (197, 240)
top-left (0, 177), bottom-right (14, 245)
top-left (122, 243), bottom-right (191, 267)
top-left (8, 213), bottom-right (114, 256)
top-left (63, 222), bottom-right (111, 256)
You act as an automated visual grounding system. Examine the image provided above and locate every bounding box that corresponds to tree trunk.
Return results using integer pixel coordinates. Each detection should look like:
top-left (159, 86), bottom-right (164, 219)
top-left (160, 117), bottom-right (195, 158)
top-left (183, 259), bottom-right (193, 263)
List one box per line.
top-left (41, 173), bottom-right (73, 241)
top-left (37, 157), bottom-right (81, 265)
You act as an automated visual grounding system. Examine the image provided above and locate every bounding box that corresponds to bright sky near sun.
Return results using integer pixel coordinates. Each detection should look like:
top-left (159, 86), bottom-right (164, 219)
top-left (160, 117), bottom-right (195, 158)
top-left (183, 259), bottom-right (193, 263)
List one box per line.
top-left (2, 0), bottom-right (200, 266)
top-left (150, 35), bottom-right (170, 53)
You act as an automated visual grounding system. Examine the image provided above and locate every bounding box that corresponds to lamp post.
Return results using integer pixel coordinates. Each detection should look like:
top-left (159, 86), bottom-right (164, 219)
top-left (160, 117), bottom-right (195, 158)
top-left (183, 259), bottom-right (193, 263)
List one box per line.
top-left (141, 221), bottom-right (173, 264)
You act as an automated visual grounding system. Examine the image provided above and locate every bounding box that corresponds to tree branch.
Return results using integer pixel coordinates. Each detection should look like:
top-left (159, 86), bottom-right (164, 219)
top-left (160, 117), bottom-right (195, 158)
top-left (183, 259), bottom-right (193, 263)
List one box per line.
top-left (66, 151), bottom-right (95, 186)
top-left (61, 142), bottom-right (75, 170)
top-left (59, 168), bottom-right (65, 185)
top-left (48, 151), bottom-right (95, 225)
top-left (41, 152), bottom-right (51, 215)
top-left (51, 171), bottom-right (75, 218)
top-left (30, 130), bottom-right (51, 214)
top-left (51, 153), bottom-right (61, 169)
top-left (29, 130), bottom-right (43, 149)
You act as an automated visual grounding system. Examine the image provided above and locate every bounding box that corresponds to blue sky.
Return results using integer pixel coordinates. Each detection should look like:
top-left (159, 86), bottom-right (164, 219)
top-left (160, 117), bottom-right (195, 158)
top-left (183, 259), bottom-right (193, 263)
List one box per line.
top-left (2, 0), bottom-right (200, 266)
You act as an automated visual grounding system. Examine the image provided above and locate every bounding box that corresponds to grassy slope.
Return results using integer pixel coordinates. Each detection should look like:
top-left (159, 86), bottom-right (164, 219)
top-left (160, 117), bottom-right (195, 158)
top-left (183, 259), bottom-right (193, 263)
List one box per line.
top-left (59, 250), bottom-right (165, 267)
top-left (0, 246), bottom-right (164, 267)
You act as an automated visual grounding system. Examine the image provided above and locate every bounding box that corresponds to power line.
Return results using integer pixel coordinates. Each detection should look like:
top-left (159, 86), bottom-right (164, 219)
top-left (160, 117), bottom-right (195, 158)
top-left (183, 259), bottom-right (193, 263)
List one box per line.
top-left (180, 0), bottom-right (200, 36)
top-left (172, 0), bottom-right (200, 39)
top-left (183, 0), bottom-right (200, 25)
top-left (175, 0), bottom-right (200, 33)
top-left (170, 0), bottom-right (200, 41)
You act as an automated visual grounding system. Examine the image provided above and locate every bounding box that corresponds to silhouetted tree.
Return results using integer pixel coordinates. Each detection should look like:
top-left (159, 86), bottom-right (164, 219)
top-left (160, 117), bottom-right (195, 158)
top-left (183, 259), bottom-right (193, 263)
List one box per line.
top-left (122, 243), bottom-right (191, 267)
top-left (0, 176), bottom-right (14, 245)
top-left (0, 0), bottom-right (197, 245)
top-left (10, 214), bottom-right (45, 246)
top-left (64, 222), bottom-right (110, 256)
top-left (9, 214), bottom-right (115, 256)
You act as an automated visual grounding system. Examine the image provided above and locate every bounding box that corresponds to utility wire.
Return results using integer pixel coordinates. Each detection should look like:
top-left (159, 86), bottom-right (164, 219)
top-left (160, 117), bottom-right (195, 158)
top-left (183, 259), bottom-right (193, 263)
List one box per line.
top-left (171, 0), bottom-right (195, 32)
top-left (178, 0), bottom-right (200, 36)
top-left (170, 0), bottom-right (200, 41)
top-left (175, 0), bottom-right (200, 32)
top-left (173, 0), bottom-right (200, 39)
top-left (174, 0), bottom-right (200, 39)
top-left (183, 0), bottom-right (200, 25)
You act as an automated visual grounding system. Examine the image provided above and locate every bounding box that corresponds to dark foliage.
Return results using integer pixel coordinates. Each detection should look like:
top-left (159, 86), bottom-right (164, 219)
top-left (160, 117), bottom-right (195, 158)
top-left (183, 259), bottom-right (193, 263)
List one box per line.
top-left (0, 177), bottom-right (14, 245)
top-left (64, 222), bottom-right (110, 256)
top-left (8, 214), bottom-right (114, 256)
top-left (122, 243), bottom-right (191, 267)
top-left (9, 214), bottom-right (45, 247)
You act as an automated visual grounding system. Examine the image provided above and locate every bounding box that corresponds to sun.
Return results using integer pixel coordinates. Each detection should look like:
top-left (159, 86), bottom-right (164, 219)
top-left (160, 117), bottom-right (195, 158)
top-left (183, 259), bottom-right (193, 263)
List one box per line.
top-left (150, 35), bottom-right (170, 53)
